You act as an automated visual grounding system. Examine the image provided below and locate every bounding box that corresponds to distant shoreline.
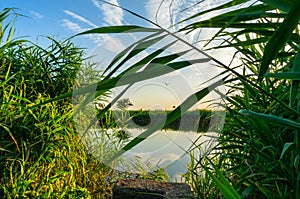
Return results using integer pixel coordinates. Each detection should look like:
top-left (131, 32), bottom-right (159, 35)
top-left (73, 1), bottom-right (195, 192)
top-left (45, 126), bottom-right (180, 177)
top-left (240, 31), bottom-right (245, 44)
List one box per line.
top-left (97, 110), bottom-right (220, 132)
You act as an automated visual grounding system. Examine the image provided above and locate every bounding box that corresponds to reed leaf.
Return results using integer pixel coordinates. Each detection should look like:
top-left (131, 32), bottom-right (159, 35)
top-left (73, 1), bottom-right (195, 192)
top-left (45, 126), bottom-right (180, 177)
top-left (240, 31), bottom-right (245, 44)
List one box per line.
top-left (81, 47), bottom-right (192, 134)
top-left (260, 0), bottom-right (300, 77)
top-left (177, 0), bottom-right (249, 25)
top-left (239, 109), bottom-right (300, 130)
top-left (104, 34), bottom-right (167, 79)
top-left (105, 77), bottom-right (226, 165)
top-left (290, 43), bottom-right (300, 106)
top-left (76, 25), bottom-right (161, 35)
top-left (264, 72), bottom-right (300, 80)
top-left (259, 0), bottom-right (295, 11)
top-left (280, 142), bottom-right (294, 159)
top-left (202, 158), bottom-right (241, 199)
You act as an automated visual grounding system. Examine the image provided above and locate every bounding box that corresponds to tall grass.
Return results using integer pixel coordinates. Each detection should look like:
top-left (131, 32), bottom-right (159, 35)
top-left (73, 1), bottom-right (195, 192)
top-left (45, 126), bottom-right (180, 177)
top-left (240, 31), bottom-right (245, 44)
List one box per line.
top-left (0, 9), bottom-right (114, 198)
top-left (177, 0), bottom-right (300, 198)
top-left (70, 0), bottom-right (300, 198)
top-left (2, 0), bottom-right (300, 198)
top-left (0, 8), bottom-right (174, 198)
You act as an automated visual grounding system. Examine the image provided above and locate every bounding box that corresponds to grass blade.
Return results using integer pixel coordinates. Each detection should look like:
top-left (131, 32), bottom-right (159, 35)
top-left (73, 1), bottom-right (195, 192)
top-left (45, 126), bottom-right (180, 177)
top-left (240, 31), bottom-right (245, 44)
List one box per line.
top-left (104, 34), bottom-right (167, 79)
top-left (290, 42), bottom-right (300, 106)
top-left (104, 77), bottom-right (226, 165)
top-left (264, 72), bottom-right (300, 80)
top-left (259, 0), bottom-right (294, 12)
top-left (280, 142), bottom-right (294, 159)
top-left (239, 109), bottom-right (300, 130)
top-left (76, 25), bottom-right (161, 35)
top-left (260, 0), bottom-right (300, 77)
top-left (177, 0), bottom-right (249, 25)
top-left (203, 158), bottom-right (241, 199)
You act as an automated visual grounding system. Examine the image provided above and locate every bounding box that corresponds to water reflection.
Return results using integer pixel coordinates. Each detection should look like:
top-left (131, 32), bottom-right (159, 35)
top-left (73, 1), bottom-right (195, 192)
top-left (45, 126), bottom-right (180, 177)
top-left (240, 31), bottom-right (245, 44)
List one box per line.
top-left (93, 128), bottom-right (218, 181)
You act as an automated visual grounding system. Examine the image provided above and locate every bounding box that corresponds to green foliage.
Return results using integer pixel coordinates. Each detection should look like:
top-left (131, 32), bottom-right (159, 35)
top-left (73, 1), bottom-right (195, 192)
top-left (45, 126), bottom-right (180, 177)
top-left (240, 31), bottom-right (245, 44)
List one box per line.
top-left (2, 0), bottom-right (300, 197)
top-left (181, 0), bottom-right (300, 198)
top-left (86, 0), bottom-right (298, 198)
top-left (71, 23), bottom-right (225, 168)
top-left (0, 9), bottom-right (113, 198)
top-left (202, 159), bottom-right (241, 199)
top-left (0, 65), bottom-right (113, 198)
top-left (128, 110), bottom-right (212, 132)
top-left (1, 38), bottom-right (83, 100)
top-left (116, 98), bottom-right (133, 110)
top-left (183, 152), bottom-right (223, 199)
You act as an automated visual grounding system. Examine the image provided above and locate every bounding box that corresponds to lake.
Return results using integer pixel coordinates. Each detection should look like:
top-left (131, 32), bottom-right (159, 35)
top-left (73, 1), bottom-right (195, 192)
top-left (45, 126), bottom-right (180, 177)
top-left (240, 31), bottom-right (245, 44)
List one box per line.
top-left (125, 129), bottom-right (218, 181)
top-left (85, 128), bottom-right (219, 182)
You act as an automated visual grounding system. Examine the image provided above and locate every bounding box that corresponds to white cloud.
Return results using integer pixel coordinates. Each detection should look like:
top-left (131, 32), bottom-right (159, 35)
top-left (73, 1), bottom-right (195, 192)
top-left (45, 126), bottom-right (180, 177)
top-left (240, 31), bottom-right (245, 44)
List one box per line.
top-left (145, 0), bottom-right (174, 28)
top-left (144, 0), bottom-right (242, 64)
top-left (145, 0), bottom-right (230, 40)
top-left (61, 19), bottom-right (86, 33)
top-left (64, 10), bottom-right (98, 28)
top-left (60, 0), bottom-right (125, 48)
top-left (29, 10), bottom-right (44, 19)
top-left (61, 19), bottom-right (103, 43)
top-left (92, 0), bottom-right (124, 26)
top-left (91, 0), bottom-right (102, 9)
top-left (61, 9), bottom-right (104, 44)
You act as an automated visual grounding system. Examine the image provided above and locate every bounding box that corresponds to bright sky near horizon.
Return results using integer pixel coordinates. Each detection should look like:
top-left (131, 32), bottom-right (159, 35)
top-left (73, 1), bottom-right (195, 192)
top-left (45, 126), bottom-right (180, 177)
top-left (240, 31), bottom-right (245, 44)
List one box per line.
top-left (1, 0), bottom-right (230, 110)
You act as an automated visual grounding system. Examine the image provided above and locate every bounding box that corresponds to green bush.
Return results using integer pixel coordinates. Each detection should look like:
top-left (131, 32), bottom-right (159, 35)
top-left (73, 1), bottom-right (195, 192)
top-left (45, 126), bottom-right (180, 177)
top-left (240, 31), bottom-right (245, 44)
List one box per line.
top-left (178, 1), bottom-right (300, 198)
top-left (0, 8), bottom-right (113, 198)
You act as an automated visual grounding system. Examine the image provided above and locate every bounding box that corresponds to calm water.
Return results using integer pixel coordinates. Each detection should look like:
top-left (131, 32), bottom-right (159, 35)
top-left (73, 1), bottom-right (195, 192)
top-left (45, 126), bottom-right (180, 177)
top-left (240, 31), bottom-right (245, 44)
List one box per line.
top-left (127, 129), bottom-right (218, 181)
top-left (87, 128), bottom-right (218, 182)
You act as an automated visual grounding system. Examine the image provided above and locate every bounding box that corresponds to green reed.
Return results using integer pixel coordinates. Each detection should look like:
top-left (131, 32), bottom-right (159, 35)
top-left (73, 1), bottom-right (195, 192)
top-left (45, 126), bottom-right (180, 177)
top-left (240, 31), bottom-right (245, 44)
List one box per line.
top-left (179, 1), bottom-right (300, 198)
top-left (2, 0), bottom-right (300, 198)
top-left (76, 1), bottom-right (299, 198)
top-left (0, 9), bottom-right (114, 198)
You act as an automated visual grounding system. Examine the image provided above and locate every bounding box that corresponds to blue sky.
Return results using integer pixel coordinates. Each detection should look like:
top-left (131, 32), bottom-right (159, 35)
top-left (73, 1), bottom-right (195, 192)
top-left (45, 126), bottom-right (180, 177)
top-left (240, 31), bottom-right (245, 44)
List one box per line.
top-left (1, 1), bottom-right (227, 177)
top-left (1, 0), bottom-right (149, 50)
top-left (1, 0), bottom-right (226, 49)
top-left (1, 0), bottom-right (230, 110)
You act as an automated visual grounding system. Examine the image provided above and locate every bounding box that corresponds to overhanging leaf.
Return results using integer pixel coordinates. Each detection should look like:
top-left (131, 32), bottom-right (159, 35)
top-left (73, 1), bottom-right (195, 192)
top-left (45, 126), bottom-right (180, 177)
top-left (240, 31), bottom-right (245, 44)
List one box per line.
top-left (260, 0), bottom-right (300, 77)
top-left (103, 34), bottom-right (167, 79)
top-left (290, 42), bottom-right (300, 106)
top-left (76, 25), bottom-right (161, 35)
top-left (264, 72), bottom-right (300, 80)
top-left (259, 0), bottom-right (294, 12)
top-left (239, 109), bottom-right (300, 130)
top-left (104, 77), bottom-right (226, 165)
top-left (80, 44), bottom-right (189, 135)
top-left (177, 0), bottom-right (249, 25)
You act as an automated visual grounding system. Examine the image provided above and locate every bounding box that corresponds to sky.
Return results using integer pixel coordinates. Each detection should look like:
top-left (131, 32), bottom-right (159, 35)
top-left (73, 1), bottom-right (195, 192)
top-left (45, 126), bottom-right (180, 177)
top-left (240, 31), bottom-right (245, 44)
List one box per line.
top-left (1, 0), bottom-right (231, 110)
top-left (1, 0), bottom-right (230, 179)
top-left (1, 0), bottom-right (147, 48)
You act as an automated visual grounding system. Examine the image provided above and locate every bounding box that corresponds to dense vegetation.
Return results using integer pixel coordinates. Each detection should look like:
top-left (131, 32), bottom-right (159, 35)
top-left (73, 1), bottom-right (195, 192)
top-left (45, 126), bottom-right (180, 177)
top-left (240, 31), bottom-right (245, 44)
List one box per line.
top-left (0, 8), bottom-right (116, 198)
top-left (0, 8), bottom-right (168, 198)
top-left (98, 110), bottom-right (213, 132)
top-left (180, 1), bottom-right (300, 198)
top-left (1, 0), bottom-right (300, 198)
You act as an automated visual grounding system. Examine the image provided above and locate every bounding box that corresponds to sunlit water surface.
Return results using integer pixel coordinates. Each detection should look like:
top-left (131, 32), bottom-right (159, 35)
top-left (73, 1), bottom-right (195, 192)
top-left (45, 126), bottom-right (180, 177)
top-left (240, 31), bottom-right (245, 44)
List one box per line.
top-left (90, 128), bottom-right (218, 182)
